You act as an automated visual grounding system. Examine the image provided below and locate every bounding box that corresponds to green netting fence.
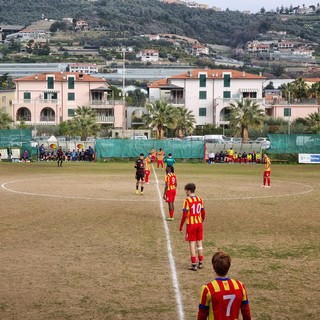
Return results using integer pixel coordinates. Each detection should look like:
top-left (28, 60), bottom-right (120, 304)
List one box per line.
top-left (267, 134), bottom-right (320, 154)
top-left (96, 139), bottom-right (204, 159)
top-left (0, 129), bottom-right (37, 160)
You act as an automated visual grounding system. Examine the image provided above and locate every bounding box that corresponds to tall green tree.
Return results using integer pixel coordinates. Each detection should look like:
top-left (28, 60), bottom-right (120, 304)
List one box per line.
top-left (304, 112), bottom-right (320, 134)
top-left (227, 99), bottom-right (265, 143)
top-left (143, 100), bottom-right (175, 139)
top-left (72, 106), bottom-right (100, 140)
top-left (172, 107), bottom-right (196, 138)
top-left (0, 110), bottom-right (13, 129)
top-left (59, 106), bottom-right (100, 140)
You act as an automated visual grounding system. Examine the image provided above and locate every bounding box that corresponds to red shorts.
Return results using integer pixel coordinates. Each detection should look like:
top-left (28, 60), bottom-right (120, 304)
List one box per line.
top-left (165, 189), bottom-right (176, 203)
top-left (185, 223), bottom-right (203, 242)
top-left (157, 159), bottom-right (163, 165)
top-left (264, 171), bottom-right (271, 178)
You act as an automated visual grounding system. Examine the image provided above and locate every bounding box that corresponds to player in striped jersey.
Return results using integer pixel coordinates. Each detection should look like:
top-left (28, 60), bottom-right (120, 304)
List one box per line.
top-left (179, 183), bottom-right (206, 271)
top-left (163, 165), bottom-right (177, 221)
top-left (197, 251), bottom-right (251, 320)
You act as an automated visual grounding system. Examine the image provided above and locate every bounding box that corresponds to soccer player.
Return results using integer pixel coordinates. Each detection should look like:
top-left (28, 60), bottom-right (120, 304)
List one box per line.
top-left (57, 147), bottom-right (63, 167)
top-left (144, 153), bottom-right (152, 184)
top-left (164, 153), bottom-right (176, 170)
top-left (134, 153), bottom-right (145, 195)
top-left (262, 153), bottom-right (271, 188)
top-left (157, 148), bottom-right (165, 168)
top-left (228, 147), bottom-right (234, 163)
top-left (163, 165), bottom-right (177, 221)
top-left (197, 250), bottom-right (251, 320)
top-left (179, 183), bottom-right (206, 271)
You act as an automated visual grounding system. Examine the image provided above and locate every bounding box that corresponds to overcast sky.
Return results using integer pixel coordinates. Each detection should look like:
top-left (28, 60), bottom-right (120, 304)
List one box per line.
top-left (201, 1), bottom-right (314, 13)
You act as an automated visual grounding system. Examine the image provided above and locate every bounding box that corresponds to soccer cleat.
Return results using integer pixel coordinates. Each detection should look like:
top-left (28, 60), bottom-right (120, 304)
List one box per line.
top-left (198, 262), bottom-right (203, 269)
top-left (140, 191), bottom-right (144, 195)
top-left (265, 186), bottom-right (271, 188)
top-left (135, 190), bottom-right (139, 195)
top-left (166, 217), bottom-right (174, 221)
top-left (188, 265), bottom-right (197, 271)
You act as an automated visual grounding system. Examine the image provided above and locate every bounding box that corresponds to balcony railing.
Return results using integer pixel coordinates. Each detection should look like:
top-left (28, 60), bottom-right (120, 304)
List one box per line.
top-left (96, 116), bottom-right (115, 123)
top-left (13, 99), bottom-right (59, 105)
top-left (90, 99), bottom-right (123, 106)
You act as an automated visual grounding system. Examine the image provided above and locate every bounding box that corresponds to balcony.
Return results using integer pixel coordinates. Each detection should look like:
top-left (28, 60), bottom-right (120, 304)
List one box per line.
top-left (96, 116), bottom-right (115, 123)
top-left (90, 99), bottom-right (123, 108)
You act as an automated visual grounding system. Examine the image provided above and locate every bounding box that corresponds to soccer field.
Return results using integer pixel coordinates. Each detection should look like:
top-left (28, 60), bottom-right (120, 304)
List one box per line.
top-left (0, 161), bottom-right (319, 320)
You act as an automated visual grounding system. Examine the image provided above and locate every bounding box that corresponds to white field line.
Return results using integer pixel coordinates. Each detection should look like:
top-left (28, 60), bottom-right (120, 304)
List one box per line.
top-left (152, 165), bottom-right (185, 320)
top-left (0, 177), bottom-right (315, 202)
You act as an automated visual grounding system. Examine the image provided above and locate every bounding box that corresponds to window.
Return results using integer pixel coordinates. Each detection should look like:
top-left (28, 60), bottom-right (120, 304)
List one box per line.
top-left (23, 92), bottom-right (31, 100)
top-left (47, 76), bottom-right (54, 89)
top-left (223, 91), bottom-right (231, 99)
top-left (199, 74), bottom-right (206, 87)
top-left (223, 74), bottom-right (231, 87)
top-left (199, 108), bottom-right (207, 116)
top-left (68, 93), bottom-right (75, 101)
top-left (44, 92), bottom-right (58, 100)
top-left (68, 109), bottom-right (76, 116)
top-left (199, 91), bottom-right (207, 99)
top-left (284, 108), bottom-right (291, 117)
top-left (68, 77), bottom-right (75, 89)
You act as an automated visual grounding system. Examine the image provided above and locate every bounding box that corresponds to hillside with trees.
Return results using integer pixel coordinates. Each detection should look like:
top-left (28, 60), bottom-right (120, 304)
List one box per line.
top-left (1, 0), bottom-right (320, 48)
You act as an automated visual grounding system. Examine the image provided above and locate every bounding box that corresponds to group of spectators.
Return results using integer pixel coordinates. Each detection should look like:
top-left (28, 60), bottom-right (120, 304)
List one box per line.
top-left (39, 144), bottom-right (95, 162)
top-left (208, 148), bottom-right (261, 164)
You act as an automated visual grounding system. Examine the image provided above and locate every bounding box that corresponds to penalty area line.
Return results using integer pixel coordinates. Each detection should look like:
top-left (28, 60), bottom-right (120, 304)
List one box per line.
top-left (152, 164), bottom-right (185, 320)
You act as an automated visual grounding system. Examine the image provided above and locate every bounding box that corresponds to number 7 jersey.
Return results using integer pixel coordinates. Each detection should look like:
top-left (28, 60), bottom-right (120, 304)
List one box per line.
top-left (198, 277), bottom-right (250, 320)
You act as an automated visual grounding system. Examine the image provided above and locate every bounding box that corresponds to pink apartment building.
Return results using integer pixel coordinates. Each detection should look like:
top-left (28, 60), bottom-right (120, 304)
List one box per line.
top-left (12, 72), bottom-right (126, 128)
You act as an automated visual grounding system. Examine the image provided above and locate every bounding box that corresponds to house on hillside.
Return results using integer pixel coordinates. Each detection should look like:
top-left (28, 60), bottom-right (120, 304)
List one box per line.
top-left (136, 49), bottom-right (159, 62)
top-left (148, 69), bottom-right (266, 126)
top-left (12, 72), bottom-right (125, 128)
top-left (67, 63), bottom-right (99, 74)
top-left (191, 44), bottom-right (209, 56)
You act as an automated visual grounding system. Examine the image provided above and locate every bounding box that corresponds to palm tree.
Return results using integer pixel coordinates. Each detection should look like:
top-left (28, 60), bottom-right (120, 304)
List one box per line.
top-left (304, 112), bottom-right (320, 134)
top-left (143, 100), bottom-right (175, 139)
top-left (73, 106), bottom-right (100, 140)
top-left (228, 99), bottom-right (265, 143)
top-left (0, 110), bottom-right (13, 129)
top-left (173, 107), bottom-right (196, 138)
top-left (59, 106), bottom-right (100, 140)
top-left (308, 82), bottom-right (320, 103)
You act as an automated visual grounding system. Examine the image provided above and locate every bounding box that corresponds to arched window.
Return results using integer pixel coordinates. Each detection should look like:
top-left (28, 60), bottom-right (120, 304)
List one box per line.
top-left (40, 107), bottom-right (55, 121)
top-left (16, 107), bottom-right (31, 121)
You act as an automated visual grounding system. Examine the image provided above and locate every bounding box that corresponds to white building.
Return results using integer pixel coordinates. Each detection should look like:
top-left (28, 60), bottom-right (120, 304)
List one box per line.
top-left (67, 63), bottom-right (99, 74)
top-left (137, 49), bottom-right (159, 62)
top-left (148, 69), bottom-right (266, 126)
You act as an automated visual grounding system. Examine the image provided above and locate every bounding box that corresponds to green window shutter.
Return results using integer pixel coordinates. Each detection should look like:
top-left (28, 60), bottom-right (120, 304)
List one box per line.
top-left (223, 91), bottom-right (231, 98)
top-left (223, 74), bottom-right (231, 87)
top-left (52, 92), bottom-right (58, 100)
top-left (252, 92), bottom-right (257, 98)
top-left (199, 91), bottom-right (207, 99)
top-left (68, 92), bottom-right (75, 101)
top-left (199, 74), bottom-right (206, 87)
top-left (199, 108), bottom-right (207, 116)
top-left (68, 109), bottom-right (76, 116)
top-left (68, 77), bottom-right (75, 89)
top-left (23, 92), bottom-right (31, 100)
top-left (284, 108), bottom-right (291, 117)
top-left (47, 77), bottom-right (54, 89)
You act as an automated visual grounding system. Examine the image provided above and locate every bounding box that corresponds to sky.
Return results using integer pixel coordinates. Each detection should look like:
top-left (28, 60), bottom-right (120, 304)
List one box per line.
top-left (200, 1), bottom-right (314, 13)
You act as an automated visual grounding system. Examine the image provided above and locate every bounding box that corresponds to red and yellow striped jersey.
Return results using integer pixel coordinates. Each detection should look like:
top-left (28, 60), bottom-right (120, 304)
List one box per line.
top-left (165, 173), bottom-right (177, 190)
top-left (264, 156), bottom-right (271, 172)
top-left (183, 196), bottom-right (204, 225)
top-left (145, 157), bottom-right (151, 170)
top-left (198, 278), bottom-right (249, 320)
